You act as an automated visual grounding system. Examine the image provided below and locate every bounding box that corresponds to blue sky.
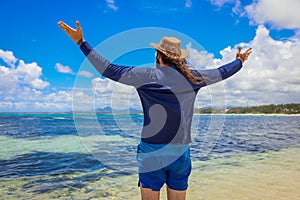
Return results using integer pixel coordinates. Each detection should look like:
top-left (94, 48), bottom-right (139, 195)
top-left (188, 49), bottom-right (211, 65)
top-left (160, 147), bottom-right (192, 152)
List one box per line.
top-left (0, 0), bottom-right (300, 112)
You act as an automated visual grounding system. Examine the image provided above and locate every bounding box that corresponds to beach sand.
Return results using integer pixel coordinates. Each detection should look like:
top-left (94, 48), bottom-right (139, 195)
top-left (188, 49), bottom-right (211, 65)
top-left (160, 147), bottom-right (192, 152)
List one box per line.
top-left (186, 147), bottom-right (300, 200)
top-left (1, 146), bottom-right (299, 200)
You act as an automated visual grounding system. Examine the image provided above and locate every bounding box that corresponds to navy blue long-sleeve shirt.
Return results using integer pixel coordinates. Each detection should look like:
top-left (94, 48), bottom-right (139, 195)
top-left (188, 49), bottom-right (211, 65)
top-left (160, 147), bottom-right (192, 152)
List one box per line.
top-left (80, 41), bottom-right (243, 144)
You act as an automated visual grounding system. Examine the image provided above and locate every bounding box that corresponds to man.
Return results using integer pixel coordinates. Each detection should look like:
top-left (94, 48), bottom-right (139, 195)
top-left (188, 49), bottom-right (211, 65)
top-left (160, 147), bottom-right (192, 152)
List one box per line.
top-left (58, 21), bottom-right (252, 200)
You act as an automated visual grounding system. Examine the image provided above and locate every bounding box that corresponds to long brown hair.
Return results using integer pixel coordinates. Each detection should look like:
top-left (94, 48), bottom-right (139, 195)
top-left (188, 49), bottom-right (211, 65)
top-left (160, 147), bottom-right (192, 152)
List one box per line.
top-left (157, 50), bottom-right (204, 85)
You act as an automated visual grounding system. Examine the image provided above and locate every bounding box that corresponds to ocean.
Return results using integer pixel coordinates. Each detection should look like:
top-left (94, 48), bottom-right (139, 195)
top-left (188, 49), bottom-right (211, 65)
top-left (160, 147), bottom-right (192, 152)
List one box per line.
top-left (0, 113), bottom-right (299, 199)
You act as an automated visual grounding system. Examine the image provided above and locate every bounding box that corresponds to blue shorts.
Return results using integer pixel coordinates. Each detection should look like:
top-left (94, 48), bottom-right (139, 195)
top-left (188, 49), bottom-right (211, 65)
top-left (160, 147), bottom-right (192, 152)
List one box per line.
top-left (137, 141), bottom-right (192, 191)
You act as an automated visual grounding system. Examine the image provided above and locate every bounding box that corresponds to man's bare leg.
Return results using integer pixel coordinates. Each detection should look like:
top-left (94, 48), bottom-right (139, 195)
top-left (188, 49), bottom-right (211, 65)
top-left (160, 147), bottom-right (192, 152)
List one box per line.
top-left (166, 186), bottom-right (186, 200)
top-left (140, 184), bottom-right (160, 200)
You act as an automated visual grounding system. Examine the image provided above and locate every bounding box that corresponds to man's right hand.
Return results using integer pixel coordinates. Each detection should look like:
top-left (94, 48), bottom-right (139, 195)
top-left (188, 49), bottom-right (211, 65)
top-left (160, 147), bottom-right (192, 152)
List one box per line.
top-left (57, 21), bottom-right (84, 46)
top-left (236, 47), bottom-right (252, 64)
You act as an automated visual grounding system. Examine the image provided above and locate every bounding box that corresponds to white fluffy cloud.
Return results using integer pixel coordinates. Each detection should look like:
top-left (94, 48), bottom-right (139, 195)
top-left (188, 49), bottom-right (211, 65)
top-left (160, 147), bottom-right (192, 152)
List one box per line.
top-left (0, 49), bottom-right (17, 67)
top-left (188, 25), bottom-right (300, 107)
top-left (245, 0), bottom-right (300, 30)
top-left (210, 0), bottom-right (300, 31)
top-left (0, 50), bottom-right (49, 90)
top-left (91, 77), bottom-right (141, 110)
top-left (0, 49), bottom-right (80, 112)
top-left (0, 88), bottom-right (75, 112)
top-left (55, 63), bottom-right (74, 74)
top-left (209, 0), bottom-right (242, 14)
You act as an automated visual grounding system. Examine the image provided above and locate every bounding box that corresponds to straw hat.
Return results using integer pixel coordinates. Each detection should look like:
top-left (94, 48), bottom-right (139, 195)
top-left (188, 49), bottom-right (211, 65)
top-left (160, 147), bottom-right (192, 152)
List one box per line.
top-left (150, 37), bottom-right (189, 59)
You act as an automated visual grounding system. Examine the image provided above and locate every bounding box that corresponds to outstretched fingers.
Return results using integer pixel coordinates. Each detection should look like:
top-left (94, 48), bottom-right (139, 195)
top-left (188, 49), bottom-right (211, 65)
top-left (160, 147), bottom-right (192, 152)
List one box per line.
top-left (236, 47), bottom-right (242, 59)
top-left (243, 48), bottom-right (253, 59)
top-left (58, 21), bottom-right (68, 30)
top-left (57, 21), bottom-right (77, 34)
top-left (76, 21), bottom-right (81, 31)
top-left (244, 48), bottom-right (252, 54)
top-left (237, 47), bottom-right (242, 55)
top-left (58, 21), bottom-right (70, 34)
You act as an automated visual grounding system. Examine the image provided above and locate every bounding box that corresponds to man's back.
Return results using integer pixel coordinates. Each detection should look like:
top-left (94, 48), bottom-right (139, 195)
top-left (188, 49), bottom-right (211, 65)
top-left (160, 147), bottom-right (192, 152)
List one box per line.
top-left (136, 65), bottom-right (199, 144)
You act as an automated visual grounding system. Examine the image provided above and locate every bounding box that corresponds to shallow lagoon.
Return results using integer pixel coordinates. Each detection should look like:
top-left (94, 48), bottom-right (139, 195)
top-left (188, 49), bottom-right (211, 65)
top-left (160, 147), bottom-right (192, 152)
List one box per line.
top-left (0, 113), bottom-right (299, 199)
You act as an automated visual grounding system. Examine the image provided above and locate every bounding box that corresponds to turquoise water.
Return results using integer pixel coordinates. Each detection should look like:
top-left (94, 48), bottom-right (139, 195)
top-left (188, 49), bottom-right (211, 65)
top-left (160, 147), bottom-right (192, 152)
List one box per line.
top-left (0, 113), bottom-right (299, 199)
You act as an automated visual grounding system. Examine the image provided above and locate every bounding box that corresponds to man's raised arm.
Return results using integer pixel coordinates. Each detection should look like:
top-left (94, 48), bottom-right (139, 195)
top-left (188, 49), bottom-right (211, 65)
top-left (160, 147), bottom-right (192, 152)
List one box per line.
top-left (196, 47), bottom-right (252, 86)
top-left (57, 21), bottom-right (147, 85)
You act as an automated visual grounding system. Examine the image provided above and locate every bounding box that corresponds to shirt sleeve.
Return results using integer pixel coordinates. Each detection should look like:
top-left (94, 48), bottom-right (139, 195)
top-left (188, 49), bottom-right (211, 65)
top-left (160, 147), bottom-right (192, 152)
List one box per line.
top-left (194, 59), bottom-right (243, 86)
top-left (80, 41), bottom-right (156, 87)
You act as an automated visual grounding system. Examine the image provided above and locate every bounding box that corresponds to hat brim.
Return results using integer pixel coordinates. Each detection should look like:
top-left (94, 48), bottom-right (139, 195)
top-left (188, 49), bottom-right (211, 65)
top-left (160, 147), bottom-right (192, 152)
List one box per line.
top-left (150, 43), bottom-right (189, 59)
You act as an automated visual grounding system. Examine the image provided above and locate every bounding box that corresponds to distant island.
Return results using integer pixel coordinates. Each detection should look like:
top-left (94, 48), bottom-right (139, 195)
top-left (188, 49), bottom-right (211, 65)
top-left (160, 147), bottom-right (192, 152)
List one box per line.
top-left (194, 103), bottom-right (300, 115)
top-left (95, 106), bottom-right (142, 113)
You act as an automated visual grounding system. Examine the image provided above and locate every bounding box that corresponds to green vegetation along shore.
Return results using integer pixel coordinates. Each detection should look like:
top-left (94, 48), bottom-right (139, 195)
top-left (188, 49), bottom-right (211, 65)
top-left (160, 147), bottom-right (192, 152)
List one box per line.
top-left (195, 103), bottom-right (300, 114)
